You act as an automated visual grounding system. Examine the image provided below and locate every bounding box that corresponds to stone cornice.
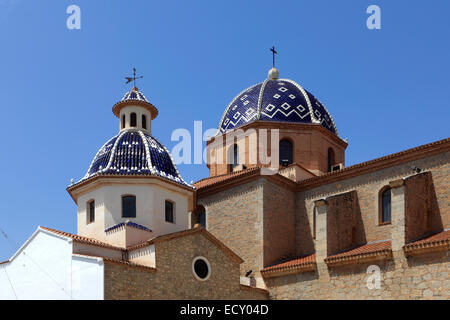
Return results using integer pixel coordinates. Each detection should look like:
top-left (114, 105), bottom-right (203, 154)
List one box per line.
top-left (324, 241), bottom-right (392, 267)
top-left (261, 254), bottom-right (316, 278)
top-left (67, 174), bottom-right (195, 204)
top-left (209, 120), bottom-right (348, 148)
top-left (325, 249), bottom-right (392, 267)
top-left (112, 100), bottom-right (158, 119)
top-left (403, 231), bottom-right (450, 256)
top-left (297, 137), bottom-right (450, 191)
top-left (195, 167), bottom-right (297, 198)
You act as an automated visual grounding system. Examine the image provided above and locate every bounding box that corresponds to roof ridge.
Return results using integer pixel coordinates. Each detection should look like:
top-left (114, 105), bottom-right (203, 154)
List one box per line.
top-left (194, 166), bottom-right (260, 184)
top-left (39, 226), bottom-right (125, 251)
top-left (299, 137), bottom-right (450, 186)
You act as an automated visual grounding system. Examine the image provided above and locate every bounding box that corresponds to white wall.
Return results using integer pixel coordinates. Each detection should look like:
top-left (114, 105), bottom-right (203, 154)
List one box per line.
top-left (77, 183), bottom-right (190, 243)
top-left (0, 230), bottom-right (103, 300)
top-left (119, 105), bottom-right (152, 134)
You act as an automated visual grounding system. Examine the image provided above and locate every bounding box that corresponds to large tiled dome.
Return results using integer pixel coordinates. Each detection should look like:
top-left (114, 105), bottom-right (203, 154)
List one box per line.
top-left (218, 71), bottom-right (338, 135)
top-left (80, 130), bottom-right (188, 186)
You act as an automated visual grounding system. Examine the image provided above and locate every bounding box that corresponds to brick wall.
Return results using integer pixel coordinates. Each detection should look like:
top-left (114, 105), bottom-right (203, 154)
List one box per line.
top-left (199, 178), bottom-right (297, 277)
top-left (207, 122), bottom-right (346, 177)
top-left (326, 191), bottom-right (363, 255)
top-left (266, 152), bottom-right (449, 300)
top-left (265, 250), bottom-right (449, 300)
top-left (405, 172), bottom-right (433, 243)
top-left (104, 232), bottom-right (267, 300)
top-left (198, 180), bottom-right (265, 275)
top-left (263, 180), bottom-right (296, 267)
top-left (296, 152), bottom-right (450, 257)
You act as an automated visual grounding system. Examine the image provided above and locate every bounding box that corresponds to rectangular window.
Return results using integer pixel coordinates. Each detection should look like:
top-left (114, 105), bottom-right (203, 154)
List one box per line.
top-left (88, 200), bottom-right (95, 223)
top-left (165, 201), bottom-right (174, 223)
top-left (122, 196), bottom-right (136, 218)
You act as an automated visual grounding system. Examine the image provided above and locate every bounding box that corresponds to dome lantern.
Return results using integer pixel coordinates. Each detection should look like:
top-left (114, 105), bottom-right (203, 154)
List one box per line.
top-left (112, 86), bottom-right (158, 134)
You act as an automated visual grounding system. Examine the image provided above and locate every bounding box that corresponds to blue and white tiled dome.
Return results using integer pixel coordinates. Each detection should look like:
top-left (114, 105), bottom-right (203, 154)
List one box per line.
top-left (218, 72), bottom-right (338, 135)
top-left (121, 88), bottom-right (148, 103)
top-left (80, 130), bottom-right (189, 186)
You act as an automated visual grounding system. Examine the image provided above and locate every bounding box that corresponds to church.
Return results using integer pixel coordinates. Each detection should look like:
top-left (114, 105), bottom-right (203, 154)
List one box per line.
top-left (0, 63), bottom-right (448, 300)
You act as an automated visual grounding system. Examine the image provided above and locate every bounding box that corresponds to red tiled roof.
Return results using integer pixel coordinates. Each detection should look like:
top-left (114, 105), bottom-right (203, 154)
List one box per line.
top-left (73, 253), bottom-right (156, 272)
top-left (261, 254), bottom-right (316, 277)
top-left (127, 226), bottom-right (244, 264)
top-left (193, 167), bottom-right (260, 189)
top-left (40, 226), bottom-right (125, 251)
top-left (102, 257), bottom-right (156, 272)
top-left (404, 230), bottom-right (450, 255)
top-left (298, 137), bottom-right (450, 190)
top-left (194, 138), bottom-right (450, 192)
top-left (325, 241), bottom-right (392, 266)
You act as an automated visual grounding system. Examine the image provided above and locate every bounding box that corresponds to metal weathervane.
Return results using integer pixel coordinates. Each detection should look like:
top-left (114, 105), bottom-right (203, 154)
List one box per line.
top-left (125, 68), bottom-right (143, 87)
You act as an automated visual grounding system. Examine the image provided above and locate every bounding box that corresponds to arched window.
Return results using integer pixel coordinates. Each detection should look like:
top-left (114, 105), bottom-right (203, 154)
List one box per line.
top-left (229, 144), bottom-right (239, 172)
top-left (279, 139), bottom-right (293, 166)
top-left (380, 187), bottom-right (392, 225)
top-left (121, 115), bottom-right (125, 129)
top-left (327, 148), bottom-right (335, 172)
top-left (192, 205), bottom-right (206, 228)
top-left (142, 114), bottom-right (147, 129)
top-left (130, 113), bottom-right (137, 127)
top-left (122, 195), bottom-right (136, 218)
top-left (165, 200), bottom-right (174, 223)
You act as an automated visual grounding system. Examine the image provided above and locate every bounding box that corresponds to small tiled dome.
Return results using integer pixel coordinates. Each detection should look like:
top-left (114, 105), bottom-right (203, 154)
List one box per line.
top-left (80, 130), bottom-right (189, 186)
top-left (112, 87), bottom-right (158, 119)
top-left (121, 87), bottom-right (148, 103)
top-left (218, 72), bottom-right (338, 135)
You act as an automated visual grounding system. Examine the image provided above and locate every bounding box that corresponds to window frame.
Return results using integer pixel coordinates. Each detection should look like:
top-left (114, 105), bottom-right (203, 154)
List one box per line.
top-left (192, 256), bottom-right (211, 281)
top-left (327, 147), bottom-right (335, 172)
top-left (122, 195), bottom-right (137, 218)
top-left (279, 138), bottom-right (294, 167)
top-left (142, 114), bottom-right (147, 129)
top-left (130, 112), bottom-right (137, 127)
top-left (378, 186), bottom-right (392, 225)
top-left (228, 144), bottom-right (239, 172)
top-left (165, 200), bottom-right (175, 224)
top-left (87, 199), bottom-right (95, 224)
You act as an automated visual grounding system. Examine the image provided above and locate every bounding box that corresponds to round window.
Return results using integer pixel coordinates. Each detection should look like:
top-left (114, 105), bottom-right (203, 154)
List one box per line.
top-left (192, 257), bottom-right (211, 281)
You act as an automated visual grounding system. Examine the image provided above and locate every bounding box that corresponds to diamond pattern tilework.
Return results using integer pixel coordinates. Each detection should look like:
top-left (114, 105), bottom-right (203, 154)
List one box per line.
top-left (218, 79), bottom-right (337, 135)
top-left (220, 83), bottom-right (262, 132)
top-left (260, 80), bottom-right (313, 123)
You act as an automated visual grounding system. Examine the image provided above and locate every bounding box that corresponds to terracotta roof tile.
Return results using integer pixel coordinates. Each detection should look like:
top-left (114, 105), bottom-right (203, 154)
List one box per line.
top-left (40, 226), bottom-right (125, 251)
top-left (73, 254), bottom-right (156, 272)
top-left (404, 230), bottom-right (450, 255)
top-left (261, 254), bottom-right (316, 277)
top-left (127, 226), bottom-right (244, 264)
top-left (325, 241), bottom-right (392, 266)
top-left (298, 137), bottom-right (450, 189)
top-left (193, 167), bottom-right (260, 189)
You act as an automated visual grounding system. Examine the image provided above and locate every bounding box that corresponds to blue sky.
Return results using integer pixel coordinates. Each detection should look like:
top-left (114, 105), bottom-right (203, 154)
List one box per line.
top-left (0, 0), bottom-right (449, 261)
